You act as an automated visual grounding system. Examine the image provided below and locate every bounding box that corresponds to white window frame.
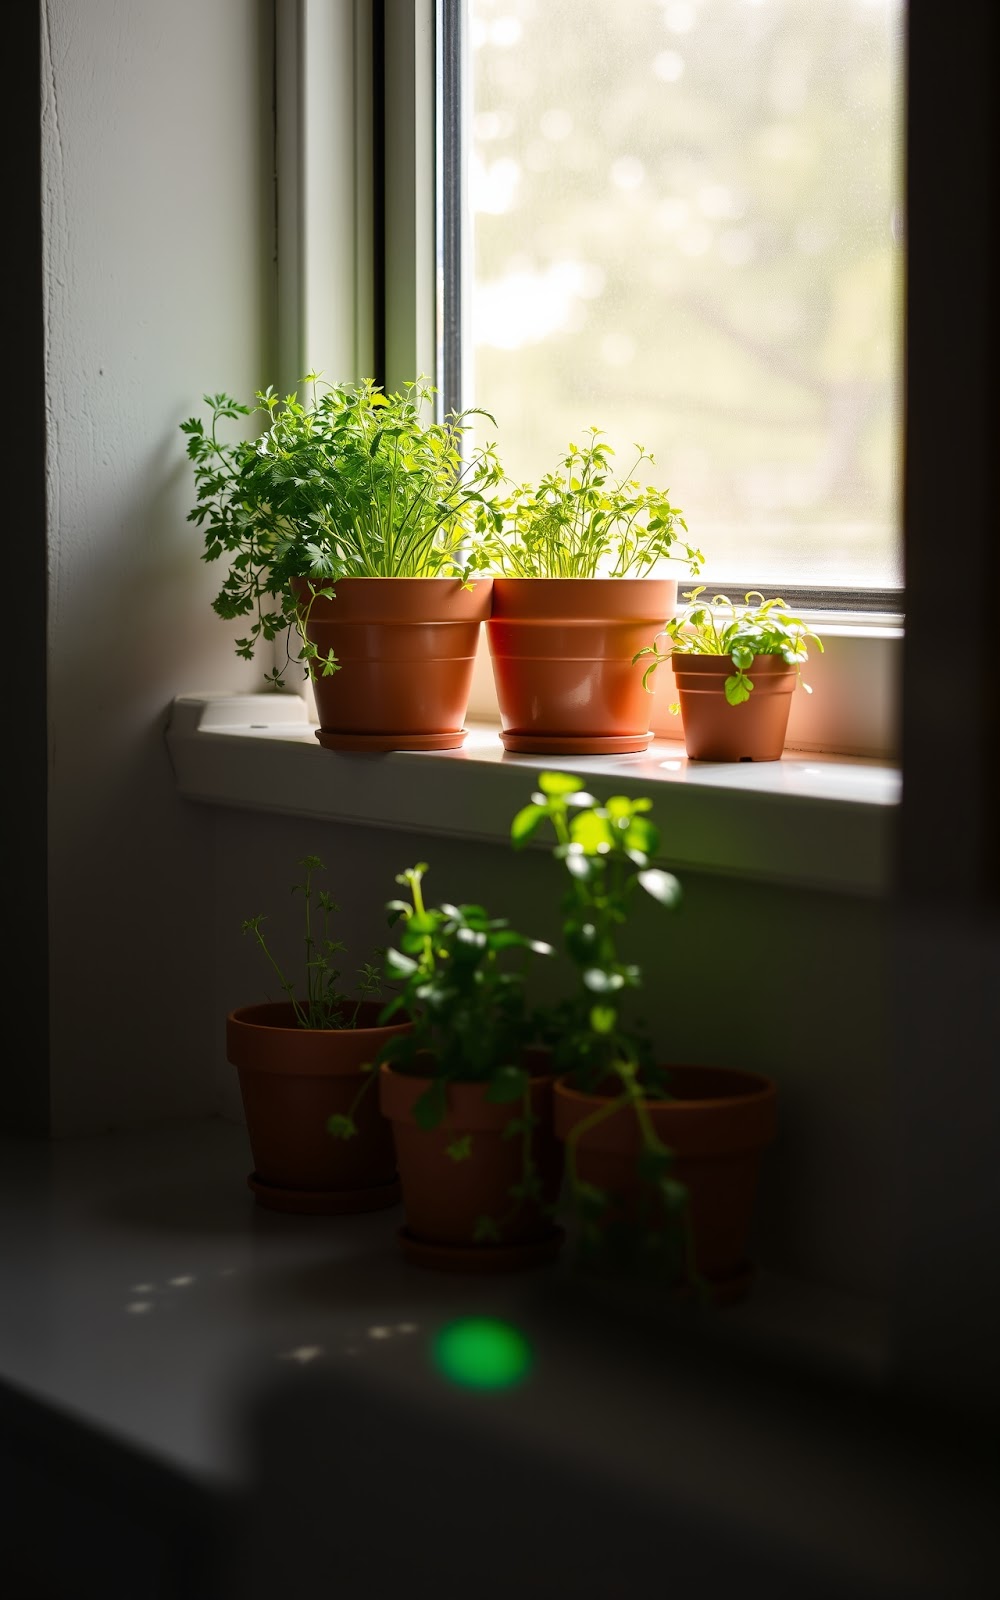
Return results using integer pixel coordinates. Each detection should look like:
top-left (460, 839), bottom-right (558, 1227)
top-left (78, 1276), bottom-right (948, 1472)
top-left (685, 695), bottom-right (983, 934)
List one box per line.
top-left (274, 0), bottom-right (903, 761)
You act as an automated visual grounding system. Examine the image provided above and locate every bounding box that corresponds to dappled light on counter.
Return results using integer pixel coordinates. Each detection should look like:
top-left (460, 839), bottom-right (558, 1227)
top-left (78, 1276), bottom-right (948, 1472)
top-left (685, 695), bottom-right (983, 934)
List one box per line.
top-left (277, 1346), bottom-right (324, 1366)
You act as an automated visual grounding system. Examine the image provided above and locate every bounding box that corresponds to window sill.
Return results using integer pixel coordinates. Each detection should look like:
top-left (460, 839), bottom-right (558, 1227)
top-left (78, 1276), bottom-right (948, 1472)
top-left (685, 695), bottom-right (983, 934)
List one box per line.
top-left (166, 694), bottom-right (900, 898)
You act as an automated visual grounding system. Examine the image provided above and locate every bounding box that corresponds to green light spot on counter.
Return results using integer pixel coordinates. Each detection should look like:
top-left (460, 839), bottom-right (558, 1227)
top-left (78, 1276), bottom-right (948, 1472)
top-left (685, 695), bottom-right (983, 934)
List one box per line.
top-left (432, 1317), bottom-right (533, 1390)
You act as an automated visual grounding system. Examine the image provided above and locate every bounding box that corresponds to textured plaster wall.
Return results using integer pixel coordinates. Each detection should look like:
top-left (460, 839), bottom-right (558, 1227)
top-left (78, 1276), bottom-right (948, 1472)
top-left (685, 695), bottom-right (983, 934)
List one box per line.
top-left (42, 0), bottom-right (275, 1134)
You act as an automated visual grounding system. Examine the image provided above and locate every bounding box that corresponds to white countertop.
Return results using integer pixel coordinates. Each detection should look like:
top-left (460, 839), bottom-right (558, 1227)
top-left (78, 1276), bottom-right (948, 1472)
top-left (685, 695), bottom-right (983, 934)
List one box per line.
top-left (1, 1117), bottom-right (994, 1599)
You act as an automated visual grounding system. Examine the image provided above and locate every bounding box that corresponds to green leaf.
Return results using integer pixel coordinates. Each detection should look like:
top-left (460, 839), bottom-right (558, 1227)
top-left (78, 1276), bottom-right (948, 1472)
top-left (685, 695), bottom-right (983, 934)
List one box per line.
top-left (446, 1134), bottom-right (472, 1162)
top-left (623, 815), bottom-right (658, 855)
top-left (589, 1004), bottom-right (617, 1035)
top-left (637, 868), bottom-right (681, 907)
top-left (385, 948), bottom-right (419, 979)
top-left (473, 1214), bottom-right (501, 1243)
top-left (510, 803), bottom-right (546, 844)
top-left (571, 809), bottom-right (614, 854)
top-left (725, 672), bottom-right (752, 706)
top-left (326, 1113), bottom-right (357, 1141)
top-left (414, 1079), bottom-right (447, 1131)
top-left (538, 771), bottom-right (584, 796)
top-left (486, 1065), bottom-right (529, 1103)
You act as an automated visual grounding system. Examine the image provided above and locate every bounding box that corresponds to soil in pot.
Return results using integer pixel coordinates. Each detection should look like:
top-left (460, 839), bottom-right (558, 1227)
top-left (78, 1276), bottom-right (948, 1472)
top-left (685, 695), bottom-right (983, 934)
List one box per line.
top-left (671, 654), bottom-right (797, 761)
top-left (486, 577), bottom-right (676, 754)
top-left (379, 1051), bottom-right (565, 1272)
top-left (553, 1063), bottom-right (777, 1304)
top-left (291, 576), bottom-right (493, 751)
top-left (226, 999), bottom-right (412, 1213)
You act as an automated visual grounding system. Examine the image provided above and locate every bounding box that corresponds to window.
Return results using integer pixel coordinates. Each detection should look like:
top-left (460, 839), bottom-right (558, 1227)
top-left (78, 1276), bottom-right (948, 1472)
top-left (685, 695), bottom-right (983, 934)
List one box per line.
top-left (278, 1), bottom-right (903, 756)
top-left (438, 0), bottom-right (905, 609)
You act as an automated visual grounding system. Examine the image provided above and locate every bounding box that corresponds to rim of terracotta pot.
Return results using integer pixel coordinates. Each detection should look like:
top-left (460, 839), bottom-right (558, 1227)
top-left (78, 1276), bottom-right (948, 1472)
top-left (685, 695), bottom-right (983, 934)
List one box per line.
top-left (552, 1062), bottom-right (776, 1112)
top-left (291, 574), bottom-right (493, 586)
top-left (491, 575), bottom-right (675, 583)
top-left (379, 1052), bottom-right (555, 1127)
top-left (289, 574), bottom-right (494, 623)
top-left (671, 652), bottom-right (798, 677)
top-left (227, 1000), bottom-right (412, 1076)
top-left (489, 575), bottom-right (677, 621)
top-left (552, 1065), bottom-right (777, 1156)
top-left (227, 999), bottom-right (409, 1036)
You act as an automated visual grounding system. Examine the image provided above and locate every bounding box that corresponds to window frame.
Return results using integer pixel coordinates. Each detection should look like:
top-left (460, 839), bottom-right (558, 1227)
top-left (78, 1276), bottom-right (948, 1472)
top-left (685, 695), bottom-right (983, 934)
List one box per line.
top-left (276, 0), bottom-right (905, 758)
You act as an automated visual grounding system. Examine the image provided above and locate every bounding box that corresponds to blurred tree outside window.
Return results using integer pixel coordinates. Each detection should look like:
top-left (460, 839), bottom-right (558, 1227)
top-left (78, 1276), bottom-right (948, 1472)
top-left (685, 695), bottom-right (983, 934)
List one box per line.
top-left (462, 0), bottom-right (905, 589)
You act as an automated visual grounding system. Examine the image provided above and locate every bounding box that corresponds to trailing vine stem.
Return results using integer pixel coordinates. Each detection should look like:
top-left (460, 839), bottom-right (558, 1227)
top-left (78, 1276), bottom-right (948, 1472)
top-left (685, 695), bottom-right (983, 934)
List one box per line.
top-left (512, 772), bottom-right (706, 1288)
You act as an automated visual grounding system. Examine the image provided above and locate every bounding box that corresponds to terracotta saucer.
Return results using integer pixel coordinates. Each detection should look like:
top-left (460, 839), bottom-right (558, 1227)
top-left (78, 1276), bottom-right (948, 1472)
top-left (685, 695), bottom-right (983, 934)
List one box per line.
top-left (247, 1172), bottom-right (401, 1215)
top-left (315, 729), bottom-right (467, 752)
top-left (397, 1226), bottom-right (566, 1274)
top-left (499, 731), bottom-right (652, 755)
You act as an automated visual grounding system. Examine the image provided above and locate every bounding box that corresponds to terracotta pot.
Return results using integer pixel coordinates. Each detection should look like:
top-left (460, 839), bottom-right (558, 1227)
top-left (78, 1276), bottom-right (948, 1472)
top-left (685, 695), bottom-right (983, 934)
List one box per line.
top-left (226, 999), bottom-right (411, 1213)
top-left (485, 577), bottom-right (677, 754)
top-left (379, 1051), bottom-right (565, 1271)
top-left (290, 576), bottom-right (493, 751)
top-left (552, 1064), bottom-right (777, 1303)
top-left (672, 654), bottom-right (797, 761)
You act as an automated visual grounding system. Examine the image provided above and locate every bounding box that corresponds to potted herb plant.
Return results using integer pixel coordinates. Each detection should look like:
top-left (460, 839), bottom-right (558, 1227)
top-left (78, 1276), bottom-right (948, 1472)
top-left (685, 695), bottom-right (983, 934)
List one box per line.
top-left (181, 374), bottom-right (502, 750)
top-left (472, 429), bottom-right (703, 753)
top-left (365, 863), bottom-right (563, 1272)
top-left (225, 854), bottom-right (412, 1213)
top-left (512, 773), bottom-right (777, 1303)
top-left (634, 588), bottom-right (824, 761)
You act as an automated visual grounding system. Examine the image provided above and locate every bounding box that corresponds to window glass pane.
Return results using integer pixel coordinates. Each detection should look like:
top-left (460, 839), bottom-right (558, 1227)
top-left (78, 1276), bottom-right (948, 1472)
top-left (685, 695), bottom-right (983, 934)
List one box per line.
top-left (462, 0), bottom-right (904, 588)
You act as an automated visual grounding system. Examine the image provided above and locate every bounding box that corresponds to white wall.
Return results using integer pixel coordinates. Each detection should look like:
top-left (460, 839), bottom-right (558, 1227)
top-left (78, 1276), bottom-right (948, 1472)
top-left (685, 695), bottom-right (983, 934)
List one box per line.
top-left (42, 0), bottom-right (274, 1134)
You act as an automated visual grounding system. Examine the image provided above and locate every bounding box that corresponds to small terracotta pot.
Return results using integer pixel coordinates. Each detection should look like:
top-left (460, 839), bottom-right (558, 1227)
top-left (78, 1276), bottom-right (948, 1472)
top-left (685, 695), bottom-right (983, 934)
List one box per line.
top-left (226, 999), bottom-right (412, 1213)
top-left (379, 1051), bottom-right (565, 1271)
top-left (290, 576), bottom-right (493, 751)
top-left (486, 577), bottom-right (677, 754)
top-left (672, 654), bottom-right (797, 761)
top-left (553, 1064), bottom-right (777, 1302)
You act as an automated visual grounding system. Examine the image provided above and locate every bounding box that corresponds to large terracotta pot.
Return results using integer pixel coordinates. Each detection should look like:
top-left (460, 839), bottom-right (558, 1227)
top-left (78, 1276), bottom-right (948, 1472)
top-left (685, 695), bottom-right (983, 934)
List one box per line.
top-left (290, 576), bottom-right (493, 751)
top-left (672, 653), bottom-right (797, 761)
top-left (485, 577), bottom-right (677, 754)
top-left (552, 1064), bottom-right (777, 1303)
top-left (226, 999), bottom-right (411, 1213)
top-left (379, 1051), bottom-right (565, 1272)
